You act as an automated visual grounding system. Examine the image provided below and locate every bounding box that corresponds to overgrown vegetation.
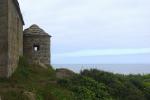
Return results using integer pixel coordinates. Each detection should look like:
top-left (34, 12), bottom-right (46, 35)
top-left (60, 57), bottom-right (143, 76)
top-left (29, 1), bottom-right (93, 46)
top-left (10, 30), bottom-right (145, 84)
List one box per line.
top-left (0, 57), bottom-right (73, 100)
top-left (58, 75), bottom-right (113, 100)
top-left (58, 69), bottom-right (150, 100)
top-left (0, 57), bottom-right (150, 100)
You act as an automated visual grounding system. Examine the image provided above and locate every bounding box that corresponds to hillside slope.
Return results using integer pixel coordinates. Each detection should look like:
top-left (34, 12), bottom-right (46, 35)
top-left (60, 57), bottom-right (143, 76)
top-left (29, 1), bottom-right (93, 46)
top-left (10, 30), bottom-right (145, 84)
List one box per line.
top-left (0, 57), bottom-right (73, 100)
top-left (0, 57), bottom-right (149, 100)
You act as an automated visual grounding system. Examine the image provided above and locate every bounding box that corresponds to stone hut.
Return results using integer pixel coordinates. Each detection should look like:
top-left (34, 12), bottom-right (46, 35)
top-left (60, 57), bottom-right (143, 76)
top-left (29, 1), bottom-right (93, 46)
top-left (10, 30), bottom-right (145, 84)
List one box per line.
top-left (0, 0), bottom-right (24, 77)
top-left (23, 25), bottom-right (51, 65)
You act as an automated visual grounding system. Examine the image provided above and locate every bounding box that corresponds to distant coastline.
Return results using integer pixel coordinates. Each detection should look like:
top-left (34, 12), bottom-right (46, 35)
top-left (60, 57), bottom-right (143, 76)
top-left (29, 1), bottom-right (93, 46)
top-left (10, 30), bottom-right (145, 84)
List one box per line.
top-left (53, 64), bottom-right (150, 74)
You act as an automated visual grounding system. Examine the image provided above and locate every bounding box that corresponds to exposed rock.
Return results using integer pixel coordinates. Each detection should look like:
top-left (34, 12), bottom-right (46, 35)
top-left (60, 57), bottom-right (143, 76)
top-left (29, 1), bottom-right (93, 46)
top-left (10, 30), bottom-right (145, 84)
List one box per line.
top-left (23, 92), bottom-right (36, 100)
top-left (39, 62), bottom-right (48, 69)
top-left (56, 68), bottom-right (75, 79)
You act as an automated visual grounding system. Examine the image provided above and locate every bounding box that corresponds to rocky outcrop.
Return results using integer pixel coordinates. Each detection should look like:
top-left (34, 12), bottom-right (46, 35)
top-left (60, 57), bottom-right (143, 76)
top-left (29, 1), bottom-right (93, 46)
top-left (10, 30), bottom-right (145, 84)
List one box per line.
top-left (23, 92), bottom-right (36, 100)
top-left (56, 68), bottom-right (75, 79)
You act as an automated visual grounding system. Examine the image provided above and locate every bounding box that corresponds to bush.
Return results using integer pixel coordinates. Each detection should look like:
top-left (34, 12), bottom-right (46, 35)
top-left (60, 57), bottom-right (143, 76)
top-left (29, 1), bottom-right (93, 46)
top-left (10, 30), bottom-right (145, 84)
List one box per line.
top-left (58, 75), bottom-right (113, 100)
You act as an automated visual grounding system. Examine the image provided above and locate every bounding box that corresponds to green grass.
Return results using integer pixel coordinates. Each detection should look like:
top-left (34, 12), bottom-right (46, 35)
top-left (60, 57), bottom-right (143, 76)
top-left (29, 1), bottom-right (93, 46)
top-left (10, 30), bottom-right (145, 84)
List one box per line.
top-left (0, 57), bottom-right (73, 100)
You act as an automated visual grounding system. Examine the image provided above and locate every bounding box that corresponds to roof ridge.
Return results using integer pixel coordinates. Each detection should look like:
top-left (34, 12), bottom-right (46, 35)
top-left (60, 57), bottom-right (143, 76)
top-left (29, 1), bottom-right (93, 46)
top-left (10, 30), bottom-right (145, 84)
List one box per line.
top-left (23, 24), bottom-right (51, 37)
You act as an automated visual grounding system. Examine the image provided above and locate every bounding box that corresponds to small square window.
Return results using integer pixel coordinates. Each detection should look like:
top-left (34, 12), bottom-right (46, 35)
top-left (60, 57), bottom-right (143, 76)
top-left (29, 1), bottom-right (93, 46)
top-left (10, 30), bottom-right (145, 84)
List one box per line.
top-left (33, 45), bottom-right (40, 52)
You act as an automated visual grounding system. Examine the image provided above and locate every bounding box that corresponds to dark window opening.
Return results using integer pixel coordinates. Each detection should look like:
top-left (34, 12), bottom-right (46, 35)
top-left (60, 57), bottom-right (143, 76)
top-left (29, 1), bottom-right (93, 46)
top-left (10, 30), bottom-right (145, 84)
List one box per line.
top-left (33, 45), bottom-right (40, 52)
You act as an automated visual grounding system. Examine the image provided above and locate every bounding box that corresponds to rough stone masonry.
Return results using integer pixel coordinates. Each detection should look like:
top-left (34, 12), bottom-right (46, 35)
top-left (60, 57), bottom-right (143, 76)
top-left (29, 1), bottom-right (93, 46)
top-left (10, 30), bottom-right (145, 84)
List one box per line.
top-left (23, 24), bottom-right (51, 65)
top-left (0, 0), bottom-right (51, 78)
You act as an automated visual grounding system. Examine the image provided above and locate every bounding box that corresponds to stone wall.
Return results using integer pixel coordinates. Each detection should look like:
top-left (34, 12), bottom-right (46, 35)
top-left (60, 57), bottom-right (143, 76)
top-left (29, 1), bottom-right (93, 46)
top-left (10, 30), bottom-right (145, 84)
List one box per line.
top-left (0, 0), bottom-right (8, 77)
top-left (23, 35), bottom-right (50, 65)
top-left (0, 0), bottom-right (23, 77)
top-left (7, 0), bottom-right (23, 77)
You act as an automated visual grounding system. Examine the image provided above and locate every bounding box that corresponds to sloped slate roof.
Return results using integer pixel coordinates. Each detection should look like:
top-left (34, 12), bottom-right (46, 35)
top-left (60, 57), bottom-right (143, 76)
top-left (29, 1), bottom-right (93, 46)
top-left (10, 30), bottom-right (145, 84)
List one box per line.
top-left (13, 0), bottom-right (24, 25)
top-left (24, 24), bottom-right (51, 36)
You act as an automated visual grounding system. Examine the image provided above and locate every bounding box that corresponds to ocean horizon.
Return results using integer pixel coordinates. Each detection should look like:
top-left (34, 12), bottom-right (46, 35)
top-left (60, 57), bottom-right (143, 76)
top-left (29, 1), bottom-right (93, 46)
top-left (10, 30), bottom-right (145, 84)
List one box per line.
top-left (52, 64), bottom-right (150, 75)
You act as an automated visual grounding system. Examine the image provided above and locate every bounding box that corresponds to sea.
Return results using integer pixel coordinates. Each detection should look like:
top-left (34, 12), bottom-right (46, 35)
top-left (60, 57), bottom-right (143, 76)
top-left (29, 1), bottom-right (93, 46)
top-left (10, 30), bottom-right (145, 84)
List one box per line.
top-left (52, 64), bottom-right (150, 75)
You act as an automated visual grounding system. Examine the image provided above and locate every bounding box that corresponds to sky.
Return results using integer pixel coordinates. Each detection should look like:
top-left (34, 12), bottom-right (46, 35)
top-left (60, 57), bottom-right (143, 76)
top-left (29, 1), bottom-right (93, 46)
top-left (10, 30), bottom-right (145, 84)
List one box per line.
top-left (18, 0), bottom-right (150, 64)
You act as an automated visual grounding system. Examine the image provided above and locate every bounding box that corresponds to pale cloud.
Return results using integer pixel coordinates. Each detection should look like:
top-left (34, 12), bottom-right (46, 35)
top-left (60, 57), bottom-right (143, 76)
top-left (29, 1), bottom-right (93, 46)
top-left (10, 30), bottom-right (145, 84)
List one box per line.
top-left (54, 48), bottom-right (150, 57)
top-left (18, 0), bottom-right (150, 64)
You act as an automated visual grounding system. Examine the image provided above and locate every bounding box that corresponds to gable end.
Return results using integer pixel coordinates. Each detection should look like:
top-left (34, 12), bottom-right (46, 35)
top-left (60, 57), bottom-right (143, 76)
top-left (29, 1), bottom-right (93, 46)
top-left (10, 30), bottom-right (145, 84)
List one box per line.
top-left (12, 0), bottom-right (24, 25)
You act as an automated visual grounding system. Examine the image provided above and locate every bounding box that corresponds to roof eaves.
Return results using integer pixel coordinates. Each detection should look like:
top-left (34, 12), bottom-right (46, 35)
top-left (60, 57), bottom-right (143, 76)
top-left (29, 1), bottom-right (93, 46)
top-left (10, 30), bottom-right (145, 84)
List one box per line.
top-left (13, 0), bottom-right (25, 25)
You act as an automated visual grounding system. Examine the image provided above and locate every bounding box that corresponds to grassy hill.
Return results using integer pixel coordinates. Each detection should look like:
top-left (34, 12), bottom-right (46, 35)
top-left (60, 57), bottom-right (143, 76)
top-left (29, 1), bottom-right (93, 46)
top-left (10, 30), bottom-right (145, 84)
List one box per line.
top-left (0, 57), bottom-right (73, 100)
top-left (0, 57), bottom-right (150, 100)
